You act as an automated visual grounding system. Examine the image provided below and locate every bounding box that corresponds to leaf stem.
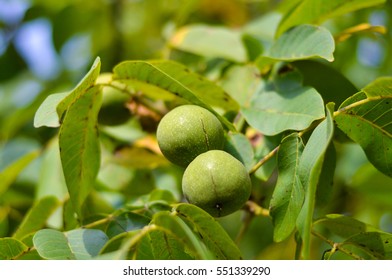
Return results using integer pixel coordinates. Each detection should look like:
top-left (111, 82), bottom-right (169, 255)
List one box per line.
top-left (333, 95), bottom-right (392, 118)
top-left (245, 200), bottom-right (270, 217)
top-left (249, 145), bottom-right (279, 175)
top-left (311, 230), bottom-right (364, 260)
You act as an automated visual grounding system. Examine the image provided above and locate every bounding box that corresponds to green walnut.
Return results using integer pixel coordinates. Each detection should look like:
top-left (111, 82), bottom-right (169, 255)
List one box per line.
top-left (156, 105), bottom-right (224, 167)
top-left (182, 150), bottom-right (251, 217)
top-left (98, 88), bottom-right (131, 126)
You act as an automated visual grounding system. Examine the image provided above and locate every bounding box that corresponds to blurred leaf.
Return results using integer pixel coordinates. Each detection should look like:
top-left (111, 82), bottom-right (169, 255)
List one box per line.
top-left (351, 163), bottom-right (392, 207)
top-left (242, 34), bottom-right (263, 62)
top-left (170, 24), bottom-right (247, 62)
top-left (334, 23), bottom-right (387, 43)
top-left (33, 228), bottom-right (108, 260)
top-left (296, 103), bottom-right (335, 259)
top-left (224, 132), bottom-right (254, 172)
top-left (313, 214), bottom-right (380, 239)
top-left (0, 238), bottom-right (28, 260)
top-left (220, 65), bottom-right (262, 107)
top-left (341, 232), bottom-right (392, 259)
top-left (173, 203), bottom-right (242, 260)
top-left (112, 146), bottom-right (169, 169)
top-left (13, 196), bottom-right (60, 240)
top-left (112, 60), bottom-right (237, 130)
top-left (276, 0), bottom-right (386, 36)
top-left (59, 85), bottom-right (102, 217)
top-left (256, 25), bottom-right (335, 70)
top-left (0, 150), bottom-right (40, 197)
top-left (33, 92), bottom-right (68, 128)
top-left (270, 133), bottom-right (304, 242)
top-left (335, 78), bottom-right (392, 177)
top-left (293, 60), bottom-right (358, 106)
top-left (241, 72), bottom-right (325, 136)
top-left (106, 212), bottom-right (150, 238)
top-left (242, 12), bottom-right (282, 43)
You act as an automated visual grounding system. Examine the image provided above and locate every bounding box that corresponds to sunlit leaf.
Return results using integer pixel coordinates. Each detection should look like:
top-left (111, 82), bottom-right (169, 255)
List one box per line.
top-left (33, 228), bottom-right (108, 260)
top-left (57, 57), bottom-right (101, 120)
top-left (256, 25), bottom-right (335, 70)
top-left (170, 24), bottom-right (247, 62)
top-left (33, 92), bottom-right (68, 128)
top-left (276, 0), bottom-right (386, 36)
top-left (241, 72), bottom-right (325, 136)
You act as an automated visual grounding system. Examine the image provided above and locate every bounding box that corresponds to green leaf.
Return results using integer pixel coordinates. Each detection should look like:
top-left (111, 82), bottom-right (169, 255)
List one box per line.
top-left (224, 132), bottom-right (254, 172)
top-left (112, 60), bottom-right (237, 130)
top-left (173, 203), bottom-right (242, 260)
top-left (59, 85), bottom-right (102, 217)
top-left (112, 147), bottom-right (169, 169)
top-left (335, 81), bottom-right (392, 177)
top-left (33, 92), bottom-right (68, 128)
top-left (293, 60), bottom-right (358, 106)
top-left (146, 229), bottom-right (194, 260)
top-left (296, 103), bottom-right (335, 259)
top-left (151, 211), bottom-right (213, 259)
top-left (313, 214), bottom-right (380, 239)
top-left (33, 228), bottom-right (108, 260)
top-left (276, 0), bottom-right (386, 36)
top-left (105, 212), bottom-right (151, 238)
top-left (13, 196), bottom-right (60, 240)
top-left (270, 133), bottom-right (304, 242)
top-left (315, 143), bottom-right (336, 207)
top-left (170, 24), bottom-right (247, 62)
top-left (341, 232), bottom-right (392, 260)
top-left (220, 65), bottom-right (263, 107)
top-left (256, 25), bottom-right (335, 70)
top-left (0, 238), bottom-right (28, 260)
top-left (0, 150), bottom-right (40, 197)
top-left (241, 72), bottom-right (325, 136)
top-left (57, 57), bottom-right (101, 120)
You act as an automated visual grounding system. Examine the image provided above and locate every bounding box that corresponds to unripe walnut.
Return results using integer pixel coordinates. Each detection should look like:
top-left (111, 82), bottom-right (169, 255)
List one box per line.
top-left (182, 150), bottom-right (251, 217)
top-left (156, 105), bottom-right (224, 167)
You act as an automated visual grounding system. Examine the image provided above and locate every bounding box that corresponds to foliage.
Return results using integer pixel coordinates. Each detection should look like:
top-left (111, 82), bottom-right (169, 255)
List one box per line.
top-left (1, 0), bottom-right (392, 260)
